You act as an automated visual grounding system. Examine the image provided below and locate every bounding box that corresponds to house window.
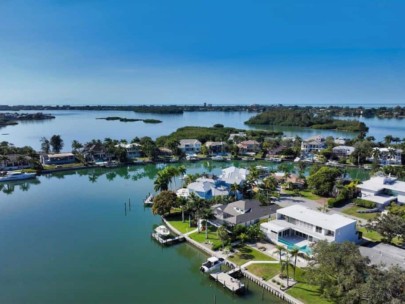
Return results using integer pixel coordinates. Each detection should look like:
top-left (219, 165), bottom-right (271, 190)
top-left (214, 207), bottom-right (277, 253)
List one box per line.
top-left (315, 226), bottom-right (322, 233)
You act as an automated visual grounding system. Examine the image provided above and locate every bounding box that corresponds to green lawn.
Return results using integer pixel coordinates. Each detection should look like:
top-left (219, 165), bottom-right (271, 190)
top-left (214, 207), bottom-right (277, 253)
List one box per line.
top-left (342, 205), bottom-right (379, 220)
top-left (189, 226), bottom-right (222, 247)
top-left (228, 245), bottom-right (275, 266)
top-left (288, 283), bottom-right (332, 304)
top-left (358, 227), bottom-right (402, 246)
top-left (283, 190), bottom-right (322, 201)
top-left (166, 216), bottom-right (195, 234)
top-left (246, 263), bottom-right (280, 280)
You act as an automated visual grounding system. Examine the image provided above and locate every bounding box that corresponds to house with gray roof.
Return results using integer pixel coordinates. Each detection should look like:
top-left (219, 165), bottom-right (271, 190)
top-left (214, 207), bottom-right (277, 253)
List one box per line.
top-left (212, 199), bottom-right (279, 227)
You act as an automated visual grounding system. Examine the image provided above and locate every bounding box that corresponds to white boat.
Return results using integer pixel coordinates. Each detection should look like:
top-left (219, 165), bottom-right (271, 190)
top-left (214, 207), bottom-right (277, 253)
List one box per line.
top-left (155, 225), bottom-right (170, 236)
top-left (211, 155), bottom-right (224, 161)
top-left (144, 194), bottom-right (154, 206)
top-left (200, 256), bottom-right (225, 273)
top-left (0, 171), bottom-right (36, 182)
top-left (267, 157), bottom-right (282, 163)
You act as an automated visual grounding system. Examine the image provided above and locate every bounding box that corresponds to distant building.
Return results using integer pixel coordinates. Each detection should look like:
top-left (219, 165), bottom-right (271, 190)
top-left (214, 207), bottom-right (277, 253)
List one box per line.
top-left (40, 152), bottom-right (76, 165)
top-left (357, 175), bottom-right (405, 208)
top-left (0, 154), bottom-right (33, 170)
top-left (228, 132), bottom-right (247, 142)
top-left (179, 139), bottom-right (202, 154)
top-left (237, 140), bottom-right (260, 154)
top-left (115, 143), bottom-right (142, 159)
top-left (332, 145), bottom-right (355, 157)
top-left (205, 141), bottom-right (226, 155)
top-left (212, 199), bottom-right (279, 227)
top-left (83, 142), bottom-right (112, 162)
top-left (301, 135), bottom-right (326, 153)
top-left (334, 137), bottom-right (347, 145)
top-left (260, 205), bottom-right (360, 248)
top-left (368, 148), bottom-right (402, 165)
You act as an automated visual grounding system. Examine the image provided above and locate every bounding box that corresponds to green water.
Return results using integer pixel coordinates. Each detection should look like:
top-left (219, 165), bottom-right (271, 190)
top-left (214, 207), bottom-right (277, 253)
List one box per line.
top-left (0, 162), bottom-right (292, 304)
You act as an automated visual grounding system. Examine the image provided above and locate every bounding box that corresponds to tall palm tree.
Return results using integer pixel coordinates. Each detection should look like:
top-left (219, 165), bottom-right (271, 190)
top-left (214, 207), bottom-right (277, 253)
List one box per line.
top-left (153, 170), bottom-right (170, 192)
top-left (176, 196), bottom-right (188, 223)
top-left (276, 245), bottom-right (284, 271)
top-left (289, 248), bottom-right (299, 280)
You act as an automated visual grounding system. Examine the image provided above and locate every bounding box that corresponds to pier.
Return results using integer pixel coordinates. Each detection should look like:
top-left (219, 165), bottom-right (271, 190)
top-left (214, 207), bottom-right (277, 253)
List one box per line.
top-left (210, 269), bottom-right (245, 294)
top-left (151, 233), bottom-right (185, 246)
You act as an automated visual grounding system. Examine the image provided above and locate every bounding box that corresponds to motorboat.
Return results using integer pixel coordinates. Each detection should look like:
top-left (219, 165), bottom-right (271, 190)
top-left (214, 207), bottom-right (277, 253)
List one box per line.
top-left (155, 225), bottom-right (170, 237)
top-left (211, 155), bottom-right (224, 161)
top-left (0, 171), bottom-right (36, 182)
top-left (200, 256), bottom-right (225, 273)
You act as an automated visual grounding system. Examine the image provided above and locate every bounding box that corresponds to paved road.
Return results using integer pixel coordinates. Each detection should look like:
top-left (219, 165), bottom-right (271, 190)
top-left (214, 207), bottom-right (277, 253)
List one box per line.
top-left (359, 243), bottom-right (405, 269)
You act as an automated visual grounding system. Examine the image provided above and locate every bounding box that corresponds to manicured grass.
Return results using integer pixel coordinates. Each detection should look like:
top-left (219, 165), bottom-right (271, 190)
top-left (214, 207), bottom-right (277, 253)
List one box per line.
top-left (283, 190), bottom-right (322, 201)
top-left (189, 226), bottom-right (222, 247)
top-left (342, 205), bottom-right (379, 220)
top-left (228, 245), bottom-right (275, 266)
top-left (287, 283), bottom-right (332, 304)
top-left (166, 214), bottom-right (195, 234)
top-left (246, 263), bottom-right (280, 280)
top-left (43, 163), bottom-right (84, 169)
top-left (358, 227), bottom-right (402, 246)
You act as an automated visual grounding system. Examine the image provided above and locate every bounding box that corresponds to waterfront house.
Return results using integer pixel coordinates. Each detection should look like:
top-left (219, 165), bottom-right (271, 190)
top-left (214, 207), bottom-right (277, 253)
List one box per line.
top-left (228, 132), bottom-right (247, 142)
top-left (179, 139), bottom-right (202, 154)
top-left (205, 141), bottom-right (226, 155)
top-left (177, 177), bottom-right (229, 200)
top-left (83, 142), bottom-right (112, 162)
top-left (332, 145), bottom-right (355, 158)
top-left (0, 154), bottom-right (33, 170)
top-left (357, 175), bottom-right (405, 208)
top-left (218, 166), bottom-right (249, 186)
top-left (334, 137), bottom-right (347, 145)
top-left (212, 199), bottom-right (279, 227)
top-left (300, 135), bottom-right (326, 154)
top-left (237, 140), bottom-right (260, 154)
top-left (40, 152), bottom-right (76, 165)
top-left (367, 147), bottom-right (403, 165)
top-left (115, 143), bottom-right (142, 159)
top-left (260, 205), bottom-right (359, 249)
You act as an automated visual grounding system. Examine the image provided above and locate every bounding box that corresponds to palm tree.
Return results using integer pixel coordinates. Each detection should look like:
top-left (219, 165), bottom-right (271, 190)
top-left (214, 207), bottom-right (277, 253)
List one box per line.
top-left (230, 183), bottom-right (240, 200)
top-left (154, 170), bottom-right (170, 192)
top-left (384, 135), bottom-right (393, 145)
top-left (0, 155), bottom-right (9, 169)
top-left (276, 245), bottom-right (284, 271)
top-left (176, 196), bottom-right (188, 223)
top-left (289, 248), bottom-right (299, 280)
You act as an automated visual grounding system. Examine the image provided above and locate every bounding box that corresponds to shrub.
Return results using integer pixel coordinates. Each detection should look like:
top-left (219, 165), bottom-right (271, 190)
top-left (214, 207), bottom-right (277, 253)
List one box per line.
top-left (354, 198), bottom-right (376, 209)
top-left (328, 198), bottom-right (337, 207)
top-left (212, 243), bottom-right (222, 251)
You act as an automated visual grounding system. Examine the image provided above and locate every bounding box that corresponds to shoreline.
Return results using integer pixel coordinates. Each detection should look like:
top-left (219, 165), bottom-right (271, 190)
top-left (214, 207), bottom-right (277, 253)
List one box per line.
top-left (162, 217), bottom-right (304, 304)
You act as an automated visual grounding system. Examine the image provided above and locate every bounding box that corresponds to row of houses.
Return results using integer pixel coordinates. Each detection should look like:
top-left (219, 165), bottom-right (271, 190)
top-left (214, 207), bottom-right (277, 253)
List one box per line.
top-left (179, 139), bottom-right (260, 155)
top-left (301, 135), bottom-right (402, 165)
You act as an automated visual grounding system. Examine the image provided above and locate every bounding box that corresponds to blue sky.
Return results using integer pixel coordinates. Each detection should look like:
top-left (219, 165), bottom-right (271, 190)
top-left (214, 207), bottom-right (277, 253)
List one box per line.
top-left (0, 0), bottom-right (404, 105)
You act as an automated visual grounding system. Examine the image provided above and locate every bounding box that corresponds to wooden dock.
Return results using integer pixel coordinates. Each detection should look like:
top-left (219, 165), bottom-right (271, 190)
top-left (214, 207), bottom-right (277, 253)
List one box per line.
top-left (151, 233), bottom-right (185, 246)
top-left (210, 270), bottom-right (245, 294)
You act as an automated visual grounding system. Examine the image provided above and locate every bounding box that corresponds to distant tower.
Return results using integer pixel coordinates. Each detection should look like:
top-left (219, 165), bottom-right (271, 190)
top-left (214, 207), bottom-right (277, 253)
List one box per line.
top-left (203, 102), bottom-right (207, 107)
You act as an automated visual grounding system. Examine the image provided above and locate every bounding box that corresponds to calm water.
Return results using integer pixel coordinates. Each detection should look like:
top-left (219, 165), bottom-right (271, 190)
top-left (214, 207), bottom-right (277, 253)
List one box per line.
top-left (0, 161), bottom-right (370, 304)
top-left (3, 110), bottom-right (403, 150)
top-left (0, 162), bottom-right (287, 304)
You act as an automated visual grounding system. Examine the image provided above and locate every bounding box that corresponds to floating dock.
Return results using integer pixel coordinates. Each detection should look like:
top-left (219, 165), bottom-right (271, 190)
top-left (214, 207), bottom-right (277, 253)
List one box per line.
top-left (210, 270), bottom-right (245, 294)
top-left (151, 233), bottom-right (185, 246)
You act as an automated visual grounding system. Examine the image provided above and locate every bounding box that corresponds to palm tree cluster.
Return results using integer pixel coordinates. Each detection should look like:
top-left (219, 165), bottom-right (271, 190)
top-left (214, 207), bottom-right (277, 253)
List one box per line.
top-left (153, 165), bottom-right (186, 192)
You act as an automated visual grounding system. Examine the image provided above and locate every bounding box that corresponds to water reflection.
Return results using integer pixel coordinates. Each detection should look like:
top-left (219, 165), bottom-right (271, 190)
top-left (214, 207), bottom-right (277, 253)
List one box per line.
top-left (0, 178), bottom-right (41, 195)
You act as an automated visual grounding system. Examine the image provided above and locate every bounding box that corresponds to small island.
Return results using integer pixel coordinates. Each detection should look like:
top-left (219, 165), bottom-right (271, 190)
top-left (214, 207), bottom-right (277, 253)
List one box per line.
top-left (0, 112), bottom-right (55, 128)
top-left (97, 117), bottom-right (162, 124)
top-left (245, 108), bottom-right (368, 132)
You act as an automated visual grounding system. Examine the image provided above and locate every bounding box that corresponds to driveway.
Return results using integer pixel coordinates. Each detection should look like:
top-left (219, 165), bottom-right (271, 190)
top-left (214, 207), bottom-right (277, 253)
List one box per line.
top-left (276, 195), bottom-right (324, 210)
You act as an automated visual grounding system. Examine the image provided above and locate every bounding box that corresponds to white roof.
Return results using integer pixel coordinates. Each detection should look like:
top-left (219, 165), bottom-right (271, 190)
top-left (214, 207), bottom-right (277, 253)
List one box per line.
top-left (180, 139), bottom-right (201, 145)
top-left (333, 146), bottom-right (355, 152)
top-left (360, 194), bottom-right (397, 205)
top-left (219, 166), bottom-right (249, 185)
top-left (188, 181), bottom-right (212, 193)
top-left (176, 188), bottom-right (190, 197)
top-left (358, 176), bottom-right (405, 194)
top-left (207, 257), bottom-right (219, 263)
top-left (260, 221), bottom-right (288, 233)
top-left (277, 205), bottom-right (356, 230)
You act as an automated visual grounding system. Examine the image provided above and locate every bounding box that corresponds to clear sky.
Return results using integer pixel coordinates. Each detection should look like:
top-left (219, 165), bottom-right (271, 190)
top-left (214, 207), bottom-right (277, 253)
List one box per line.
top-left (1, 0), bottom-right (404, 106)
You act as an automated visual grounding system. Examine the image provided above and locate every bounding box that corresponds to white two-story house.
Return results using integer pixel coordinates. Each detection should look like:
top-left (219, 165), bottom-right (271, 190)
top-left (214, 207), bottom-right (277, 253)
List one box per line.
top-left (261, 205), bottom-right (359, 254)
top-left (179, 139), bottom-right (201, 154)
